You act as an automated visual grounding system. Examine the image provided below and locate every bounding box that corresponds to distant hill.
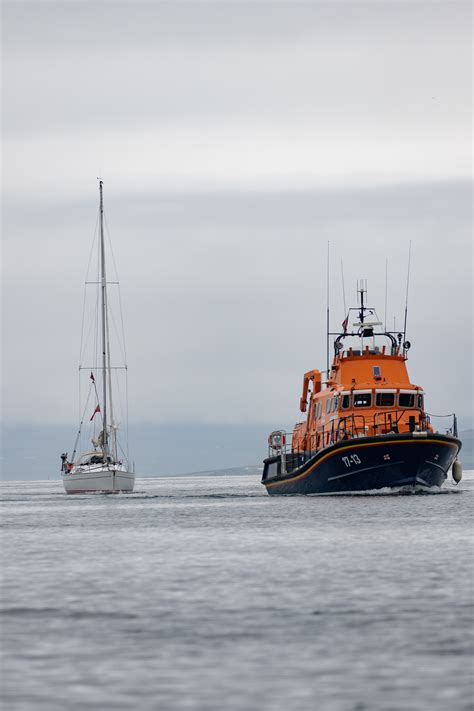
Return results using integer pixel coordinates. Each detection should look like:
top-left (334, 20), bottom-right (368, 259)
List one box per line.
top-left (0, 423), bottom-right (279, 481)
top-left (459, 430), bottom-right (474, 469)
top-left (1, 423), bottom-right (472, 481)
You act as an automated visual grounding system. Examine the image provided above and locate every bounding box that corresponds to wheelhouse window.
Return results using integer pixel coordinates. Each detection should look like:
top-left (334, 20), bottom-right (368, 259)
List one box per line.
top-left (332, 395), bottom-right (339, 412)
top-left (326, 398), bottom-right (332, 414)
top-left (372, 366), bottom-right (381, 377)
top-left (341, 394), bottom-right (350, 409)
top-left (417, 394), bottom-right (424, 409)
top-left (399, 393), bottom-right (415, 407)
top-left (353, 392), bottom-right (372, 408)
top-left (376, 392), bottom-right (395, 407)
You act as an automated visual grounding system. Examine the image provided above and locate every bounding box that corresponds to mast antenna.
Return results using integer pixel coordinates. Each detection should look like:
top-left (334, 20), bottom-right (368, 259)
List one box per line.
top-left (340, 260), bottom-right (347, 317)
top-left (357, 279), bottom-right (367, 323)
top-left (326, 242), bottom-right (330, 377)
top-left (384, 258), bottom-right (388, 331)
top-left (403, 241), bottom-right (412, 342)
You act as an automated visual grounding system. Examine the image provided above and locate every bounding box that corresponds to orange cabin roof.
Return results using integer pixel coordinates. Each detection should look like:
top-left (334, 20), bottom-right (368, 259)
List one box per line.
top-left (326, 349), bottom-right (419, 392)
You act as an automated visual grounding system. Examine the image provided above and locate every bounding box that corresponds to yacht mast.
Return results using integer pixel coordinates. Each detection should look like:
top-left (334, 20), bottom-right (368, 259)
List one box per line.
top-left (99, 180), bottom-right (108, 456)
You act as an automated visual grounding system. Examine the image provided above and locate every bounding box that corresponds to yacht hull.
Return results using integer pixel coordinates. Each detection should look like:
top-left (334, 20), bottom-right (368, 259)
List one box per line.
top-left (62, 467), bottom-right (135, 494)
top-left (262, 433), bottom-right (461, 495)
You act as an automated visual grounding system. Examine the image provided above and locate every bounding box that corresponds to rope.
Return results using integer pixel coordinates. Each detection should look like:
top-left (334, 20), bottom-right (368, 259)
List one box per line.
top-left (71, 382), bottom-right (94, 463)
top-left (79, 213), bottom-right (99, 365)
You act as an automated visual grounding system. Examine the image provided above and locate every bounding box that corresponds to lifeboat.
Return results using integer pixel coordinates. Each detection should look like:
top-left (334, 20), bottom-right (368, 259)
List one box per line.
top-left (262, 284), bottom-right (461, 494)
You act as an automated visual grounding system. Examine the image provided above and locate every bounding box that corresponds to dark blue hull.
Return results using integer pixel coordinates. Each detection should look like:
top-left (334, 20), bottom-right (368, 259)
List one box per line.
top-left (262, 433), bottom-right (461, 495)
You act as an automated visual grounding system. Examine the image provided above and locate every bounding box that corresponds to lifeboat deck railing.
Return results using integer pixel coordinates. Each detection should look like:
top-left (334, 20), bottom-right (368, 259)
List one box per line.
top-left (267, 411), bottom-right (458, 470)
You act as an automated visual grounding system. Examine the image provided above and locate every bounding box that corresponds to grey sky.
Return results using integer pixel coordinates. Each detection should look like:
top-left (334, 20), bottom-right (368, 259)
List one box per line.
top-left (2, 1), bottom-right (473, 429)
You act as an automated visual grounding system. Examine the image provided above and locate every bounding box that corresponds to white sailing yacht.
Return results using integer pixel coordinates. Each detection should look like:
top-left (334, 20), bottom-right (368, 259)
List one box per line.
top-left (60, 181), bottom-right (135, 494)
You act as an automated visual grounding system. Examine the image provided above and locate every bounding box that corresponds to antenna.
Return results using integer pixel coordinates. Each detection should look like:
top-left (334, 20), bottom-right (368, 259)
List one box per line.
top-left (403, 241), bottom-right (412, 342)
top-left (357, 279), bottom-right (367, 323)
top-left (384, 259), bottom-right (388, 331)
top-left (340, 260), bottom-right (347, 317)
top-left (326, 241), bottom-right (330, 377)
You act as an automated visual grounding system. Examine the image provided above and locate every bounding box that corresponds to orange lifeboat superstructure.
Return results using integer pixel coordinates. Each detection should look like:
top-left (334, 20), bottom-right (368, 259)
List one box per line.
top-left (262, 284), bottom-right (461, 494)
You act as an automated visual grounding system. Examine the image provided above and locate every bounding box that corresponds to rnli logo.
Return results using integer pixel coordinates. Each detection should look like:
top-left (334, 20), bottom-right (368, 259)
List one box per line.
top-left (383, 454), bottom-right (391, 461)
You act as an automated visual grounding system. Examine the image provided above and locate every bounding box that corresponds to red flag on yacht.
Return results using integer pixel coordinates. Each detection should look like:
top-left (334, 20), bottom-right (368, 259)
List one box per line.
top-left (342, 316), bottom-right (349, 333)
top-left (90, 405), bottom-right (100, 421)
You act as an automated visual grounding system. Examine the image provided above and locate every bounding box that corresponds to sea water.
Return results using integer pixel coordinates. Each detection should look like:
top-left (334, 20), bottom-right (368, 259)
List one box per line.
top-left (1, 473), bottom-right (473, 711)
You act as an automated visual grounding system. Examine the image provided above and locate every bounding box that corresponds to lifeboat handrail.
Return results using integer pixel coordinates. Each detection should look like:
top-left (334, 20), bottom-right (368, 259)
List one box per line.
top-left (371, 408), bottom-right (429, 434)
top-left (424, 412), bottom-right (458, 437)
top-left (292, 410), bottom-right (430, 454)
top-left (266, 431), bottom-right (315, 474)
top-left (333, 330), bottom-right (399, 357)
top-left (266, 411), bottom-right (457, 476)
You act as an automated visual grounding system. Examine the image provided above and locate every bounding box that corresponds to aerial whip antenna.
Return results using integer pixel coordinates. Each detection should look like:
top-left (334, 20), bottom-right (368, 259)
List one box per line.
top-left (340, 260), bottom-right (347, 318)
top-left (403, 241), bottom-right (412, 342)
top-left (326, 241), bottom-right (330, 377)
top-left (384, 258), bottom-right (388, 331)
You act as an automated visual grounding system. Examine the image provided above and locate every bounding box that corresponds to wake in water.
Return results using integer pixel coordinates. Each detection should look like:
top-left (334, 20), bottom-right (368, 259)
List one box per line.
top-left (306, 485), bottom-right (462, 496)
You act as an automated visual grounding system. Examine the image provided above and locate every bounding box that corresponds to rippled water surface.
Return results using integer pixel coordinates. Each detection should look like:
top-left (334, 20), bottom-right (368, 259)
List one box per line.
top-left (1, 473), bottom-right (473, 710)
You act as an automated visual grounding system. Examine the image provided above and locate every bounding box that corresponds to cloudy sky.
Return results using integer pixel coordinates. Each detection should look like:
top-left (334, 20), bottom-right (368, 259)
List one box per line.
top-left (2, 0), bottom-right (473, 433)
